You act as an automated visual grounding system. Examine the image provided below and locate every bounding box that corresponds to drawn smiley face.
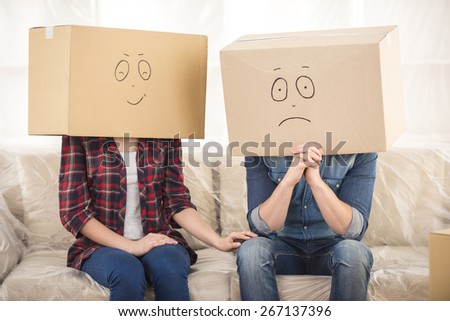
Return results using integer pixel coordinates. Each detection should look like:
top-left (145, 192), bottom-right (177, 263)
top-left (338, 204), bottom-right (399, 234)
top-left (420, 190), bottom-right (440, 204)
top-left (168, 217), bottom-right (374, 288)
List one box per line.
top-left (115, 53), bottom-right (151, 106)
top-left (271, 66), bottom-right (315, 126)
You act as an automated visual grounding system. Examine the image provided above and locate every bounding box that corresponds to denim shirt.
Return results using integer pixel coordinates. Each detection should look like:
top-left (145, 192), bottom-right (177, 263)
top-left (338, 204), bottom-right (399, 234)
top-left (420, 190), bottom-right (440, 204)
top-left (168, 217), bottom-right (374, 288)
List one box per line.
top-left (245, 153), bottom-right (377, 241)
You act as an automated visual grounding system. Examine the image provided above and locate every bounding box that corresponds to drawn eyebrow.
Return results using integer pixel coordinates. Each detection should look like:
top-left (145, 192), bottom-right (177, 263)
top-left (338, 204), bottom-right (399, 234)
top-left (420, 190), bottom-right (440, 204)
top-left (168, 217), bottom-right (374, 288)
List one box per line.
top-left (123, 53), bottom-right (130, 57)
top-left (302, 66), bottom-right (310, 69)
top-left (138, 53), bottom-right (144, 56)
top-left (273, 67), bottom-right (281, 71)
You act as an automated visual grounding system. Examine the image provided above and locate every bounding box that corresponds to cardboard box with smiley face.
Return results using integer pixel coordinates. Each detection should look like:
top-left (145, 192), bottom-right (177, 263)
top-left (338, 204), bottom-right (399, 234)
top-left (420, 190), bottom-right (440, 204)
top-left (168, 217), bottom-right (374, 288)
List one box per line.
top-left (221, 25), bottom-right (405, 156)
top-left (28, 25), bottom-right (207, 138)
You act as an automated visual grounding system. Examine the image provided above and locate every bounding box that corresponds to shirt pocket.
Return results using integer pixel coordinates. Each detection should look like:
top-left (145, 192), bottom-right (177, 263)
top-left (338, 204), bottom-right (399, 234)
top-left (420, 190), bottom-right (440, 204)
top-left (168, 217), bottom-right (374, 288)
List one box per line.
top-left (87, 153), bottom-right (123, 190)
top-left (143, 143), bottom-right (165, 180)
top-left (268, 167), bottom-right (288, 184)
top-left (322, 178), bottom-right (344, 194)
top-left (148, 165), bottom-right (164, 186)
top-left (142, 163), bottom-right (163, 197)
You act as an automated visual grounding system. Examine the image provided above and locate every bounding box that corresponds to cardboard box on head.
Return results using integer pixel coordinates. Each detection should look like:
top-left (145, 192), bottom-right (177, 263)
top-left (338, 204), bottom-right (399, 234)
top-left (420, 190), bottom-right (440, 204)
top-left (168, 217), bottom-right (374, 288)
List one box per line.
top-left (221, 25), bottom-right (405, 156)
top-left (28, 25), bottom-right (207, 139)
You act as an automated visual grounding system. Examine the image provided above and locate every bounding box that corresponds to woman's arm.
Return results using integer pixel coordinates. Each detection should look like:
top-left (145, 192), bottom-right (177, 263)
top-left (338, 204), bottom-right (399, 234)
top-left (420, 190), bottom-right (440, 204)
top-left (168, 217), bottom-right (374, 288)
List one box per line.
top-left (173, 208), bottom-right (256, 251)
top-left (163, 140), bottom-right (256, 251)
top-left (80, 218), bottom-right (177, 256)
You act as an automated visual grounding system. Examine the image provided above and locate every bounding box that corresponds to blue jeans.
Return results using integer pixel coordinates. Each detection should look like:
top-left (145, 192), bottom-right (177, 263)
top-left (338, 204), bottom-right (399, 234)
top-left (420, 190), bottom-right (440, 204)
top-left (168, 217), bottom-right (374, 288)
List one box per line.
top-left (236, 237), bottom-right (373, 301)
top-left (81, 244), bottom-right (191, 301)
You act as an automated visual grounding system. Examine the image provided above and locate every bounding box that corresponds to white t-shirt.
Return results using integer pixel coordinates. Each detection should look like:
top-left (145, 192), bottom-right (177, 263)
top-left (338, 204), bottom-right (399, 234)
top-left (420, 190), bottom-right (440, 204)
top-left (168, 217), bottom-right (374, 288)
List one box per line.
top-left (120, 151), bottom-right (144, 240)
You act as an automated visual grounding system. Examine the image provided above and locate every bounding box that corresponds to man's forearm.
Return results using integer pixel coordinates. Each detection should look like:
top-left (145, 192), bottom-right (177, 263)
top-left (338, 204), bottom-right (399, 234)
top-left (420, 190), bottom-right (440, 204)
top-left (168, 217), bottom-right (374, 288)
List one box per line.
top-left (259, 178), bottom-right (297, 232)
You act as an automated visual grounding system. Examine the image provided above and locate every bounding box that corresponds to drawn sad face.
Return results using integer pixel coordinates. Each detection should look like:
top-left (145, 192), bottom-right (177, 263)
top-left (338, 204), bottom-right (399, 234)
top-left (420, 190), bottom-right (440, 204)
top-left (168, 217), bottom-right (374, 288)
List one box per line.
top-left (115, 53), bottom-right (151, 106)
top-left (271, 66), bottom-right (315, 126)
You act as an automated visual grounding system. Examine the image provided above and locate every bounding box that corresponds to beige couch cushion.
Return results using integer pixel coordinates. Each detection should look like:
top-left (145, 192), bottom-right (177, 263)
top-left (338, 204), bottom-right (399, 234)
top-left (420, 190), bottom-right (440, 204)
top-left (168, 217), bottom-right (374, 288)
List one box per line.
top-left (188, 248), bottom-right (237, 300)
top-left (0, 152), bottom-right (25, 223)
top-left (230, 274), bottom-right (331, 301)
top-left (363, 148), bottom-right (450, 247)
top-left (368, 245), bottom-right (429, 300)
top-left (0, 203), bottom-right (26, 282)
top-left (217, 156), bottom-right (249, 237)
top-left (16, 151), bottom-right (74, 248)
top-left (2, 245), bottom-right (109, 300)
top-left (0, 151), bottom-right (29, 283)
top-left (178, 153), bottom-right (218, 250)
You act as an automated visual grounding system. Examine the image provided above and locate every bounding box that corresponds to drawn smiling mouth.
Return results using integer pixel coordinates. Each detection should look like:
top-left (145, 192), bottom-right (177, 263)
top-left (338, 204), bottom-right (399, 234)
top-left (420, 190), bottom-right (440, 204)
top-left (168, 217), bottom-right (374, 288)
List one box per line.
top-left (127, 94), bottom-right (147, 106)
top-left (278, 117), bottom-right (311, 127)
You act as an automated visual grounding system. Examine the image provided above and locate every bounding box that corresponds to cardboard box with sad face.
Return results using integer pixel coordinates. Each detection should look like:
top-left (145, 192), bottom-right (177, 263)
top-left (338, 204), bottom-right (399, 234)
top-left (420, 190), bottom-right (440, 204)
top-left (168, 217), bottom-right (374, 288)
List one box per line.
top-left (221, 25), bottom-right (405, 156)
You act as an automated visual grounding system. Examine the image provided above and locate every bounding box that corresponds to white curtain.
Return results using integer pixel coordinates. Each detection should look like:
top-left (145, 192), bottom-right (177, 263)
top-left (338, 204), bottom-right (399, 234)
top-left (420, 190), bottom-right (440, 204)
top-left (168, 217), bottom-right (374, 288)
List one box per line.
top-left (1, 0), bottom-right (449, 148)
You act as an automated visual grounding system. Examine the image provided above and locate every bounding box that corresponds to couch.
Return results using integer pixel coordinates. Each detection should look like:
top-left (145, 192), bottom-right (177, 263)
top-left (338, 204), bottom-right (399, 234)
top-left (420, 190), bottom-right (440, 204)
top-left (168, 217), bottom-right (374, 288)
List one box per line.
top-left (1, 144), bottom-right (449, 300)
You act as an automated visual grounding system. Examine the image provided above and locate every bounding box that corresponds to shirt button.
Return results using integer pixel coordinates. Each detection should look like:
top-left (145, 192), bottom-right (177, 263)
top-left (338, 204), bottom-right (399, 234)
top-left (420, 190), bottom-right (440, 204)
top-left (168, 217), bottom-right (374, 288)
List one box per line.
top-left (277, 178), bottom-right (281, 182)
top-left (303, 226), bottom-right (308, 230)
top-left (336, 184), bottom-right (340, 188)
top-left (304, 205), bottom-right (308, 209)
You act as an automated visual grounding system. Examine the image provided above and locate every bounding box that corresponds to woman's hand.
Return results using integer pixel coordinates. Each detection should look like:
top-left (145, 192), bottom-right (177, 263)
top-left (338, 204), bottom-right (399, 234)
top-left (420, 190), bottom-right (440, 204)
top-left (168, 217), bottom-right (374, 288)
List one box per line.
top-left (79, 218), bottom-right (177, 257)
top-left (128, 233), bottom-right (178, 257)
top-left (214, 231), bottom-right (257, 252)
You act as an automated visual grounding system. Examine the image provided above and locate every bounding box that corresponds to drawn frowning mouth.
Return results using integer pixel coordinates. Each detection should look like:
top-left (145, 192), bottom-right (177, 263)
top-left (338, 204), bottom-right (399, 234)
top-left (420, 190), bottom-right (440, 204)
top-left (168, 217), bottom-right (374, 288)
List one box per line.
top-left (278, 117), bottom-right (311, 126)
top-left (127, 94), bottom-right (147, 106)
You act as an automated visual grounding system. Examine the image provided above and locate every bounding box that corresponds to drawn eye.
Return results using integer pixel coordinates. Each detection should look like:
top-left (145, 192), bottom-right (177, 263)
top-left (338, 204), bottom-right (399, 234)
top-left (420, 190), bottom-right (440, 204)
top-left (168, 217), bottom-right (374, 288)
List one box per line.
top-left (271, 78), bottom-right (288, 102)
top-left (296, 76), bottom-right (315, 99)
top-left (115, 60), bottom-right (129, 81)
top-left (138, 60), bottom-right (151, 81)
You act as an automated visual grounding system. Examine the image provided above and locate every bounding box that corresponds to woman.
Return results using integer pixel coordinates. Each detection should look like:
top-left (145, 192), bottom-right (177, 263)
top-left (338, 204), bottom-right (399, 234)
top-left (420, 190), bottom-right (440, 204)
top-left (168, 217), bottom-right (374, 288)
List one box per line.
top-left (59, 135), bottom-right (255, 301)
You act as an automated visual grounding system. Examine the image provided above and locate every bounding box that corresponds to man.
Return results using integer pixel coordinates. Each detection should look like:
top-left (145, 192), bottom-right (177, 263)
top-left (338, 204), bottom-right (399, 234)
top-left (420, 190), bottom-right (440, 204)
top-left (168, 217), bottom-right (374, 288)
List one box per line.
top-left (236, 144), bottom-right (377, 300)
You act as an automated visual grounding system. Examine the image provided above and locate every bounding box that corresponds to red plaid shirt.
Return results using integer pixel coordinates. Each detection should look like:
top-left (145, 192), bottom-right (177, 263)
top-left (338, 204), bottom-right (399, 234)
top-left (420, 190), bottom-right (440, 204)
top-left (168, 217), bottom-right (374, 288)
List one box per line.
top-left (59, 136), bottom-right (197, 269)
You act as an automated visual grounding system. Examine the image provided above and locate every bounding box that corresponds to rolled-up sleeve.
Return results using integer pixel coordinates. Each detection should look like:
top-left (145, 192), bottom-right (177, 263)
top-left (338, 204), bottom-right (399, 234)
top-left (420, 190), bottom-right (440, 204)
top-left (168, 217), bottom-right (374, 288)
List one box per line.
top-left (245, 156), bottom-right (278, 237)
top-left (247, 205), bottom-right (279, 238)
top-left (338, 153), bottom-right (378, 240)
top-left (342, 207), bottom-right (365, 239)
top-left (58, 136), bottom-right (96, 237)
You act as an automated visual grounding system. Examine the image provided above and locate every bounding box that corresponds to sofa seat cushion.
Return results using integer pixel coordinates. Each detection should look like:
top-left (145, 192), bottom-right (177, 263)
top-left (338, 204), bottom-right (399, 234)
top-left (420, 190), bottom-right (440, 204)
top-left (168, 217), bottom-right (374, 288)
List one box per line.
top-left (188, 248), bottom-right (237, 300)
top-left (3, 246), bottom-right (237, 301)
top-left (2, 245), bottom-right (109, 300)
top-left (230, 273), bottom-right (332, 300)
top-left (368, 245), bottom-right (429, 300)
top-left (230, 273), bottom-right (331, 301)
top-left (0, 210), bottom-right (25, 283)
top-left (363, 148), bottom-right (450, 248)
